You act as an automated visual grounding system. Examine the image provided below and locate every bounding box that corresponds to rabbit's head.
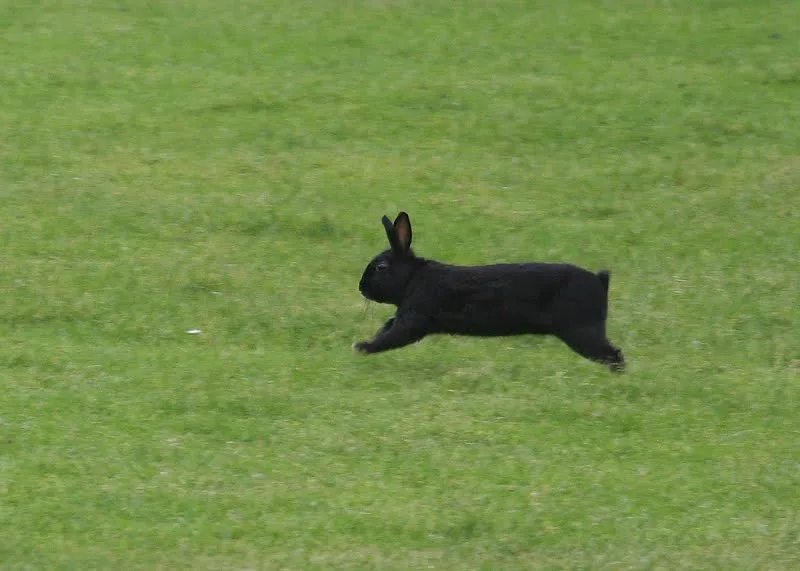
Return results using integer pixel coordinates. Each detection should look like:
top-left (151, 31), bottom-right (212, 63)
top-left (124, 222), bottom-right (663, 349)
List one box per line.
top-left (359, 212), bottom-right (417, 305)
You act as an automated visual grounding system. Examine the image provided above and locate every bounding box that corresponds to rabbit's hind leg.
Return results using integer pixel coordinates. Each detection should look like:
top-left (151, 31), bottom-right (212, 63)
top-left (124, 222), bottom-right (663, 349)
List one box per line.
top-left (555, 324), bottom-right (625, 373)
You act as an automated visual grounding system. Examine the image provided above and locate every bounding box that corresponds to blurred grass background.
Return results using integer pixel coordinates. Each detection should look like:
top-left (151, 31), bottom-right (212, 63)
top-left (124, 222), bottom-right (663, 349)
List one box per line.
top-left (0, 1), bottom-right (798, 568)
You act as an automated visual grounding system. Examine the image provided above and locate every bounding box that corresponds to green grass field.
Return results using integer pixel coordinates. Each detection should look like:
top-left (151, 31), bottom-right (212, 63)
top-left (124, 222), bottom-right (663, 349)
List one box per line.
top-left (1, 1), bottom-right (799, 568)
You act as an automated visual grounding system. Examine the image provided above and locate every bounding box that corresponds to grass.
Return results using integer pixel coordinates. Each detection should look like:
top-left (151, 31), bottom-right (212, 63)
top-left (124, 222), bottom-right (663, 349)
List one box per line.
top-left (1, 0), bottom-right (799, 568)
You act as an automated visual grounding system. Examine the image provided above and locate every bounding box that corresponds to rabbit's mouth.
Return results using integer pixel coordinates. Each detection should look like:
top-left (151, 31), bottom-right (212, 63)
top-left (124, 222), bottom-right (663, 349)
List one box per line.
top-left (359, 283), bottom-right (384, 304)
top-left (358, 268), bottom-right (395, 304)
top-left (358, 275), bottom-right (374, 300)
top-left (359, 287), bottom-right (380, 303)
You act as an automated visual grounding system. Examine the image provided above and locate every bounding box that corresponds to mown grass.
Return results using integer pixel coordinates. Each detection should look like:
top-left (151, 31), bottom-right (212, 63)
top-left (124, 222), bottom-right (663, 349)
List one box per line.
top-left (1, 0), bottom-right (798, 568)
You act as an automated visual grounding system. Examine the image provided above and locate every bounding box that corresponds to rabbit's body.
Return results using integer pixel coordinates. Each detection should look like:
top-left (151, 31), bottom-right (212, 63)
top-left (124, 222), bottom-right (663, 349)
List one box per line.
top-left (417, 261), bottom-right (603, 336)
top-left (355, 213), bottom-right (625, 372)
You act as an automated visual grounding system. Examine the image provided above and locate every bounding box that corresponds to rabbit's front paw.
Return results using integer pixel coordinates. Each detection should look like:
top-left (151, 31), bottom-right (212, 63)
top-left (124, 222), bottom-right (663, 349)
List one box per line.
top-left (352, 341), bottom-right (373, 354)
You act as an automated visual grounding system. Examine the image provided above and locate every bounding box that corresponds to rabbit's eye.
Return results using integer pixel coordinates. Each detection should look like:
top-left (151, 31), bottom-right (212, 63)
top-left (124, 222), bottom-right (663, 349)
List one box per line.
top-left (375, 261), bottom-right (389, 271)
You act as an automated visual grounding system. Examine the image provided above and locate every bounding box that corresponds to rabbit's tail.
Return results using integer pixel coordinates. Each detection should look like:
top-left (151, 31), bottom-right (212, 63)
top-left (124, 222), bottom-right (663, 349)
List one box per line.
top-left (597, 269), bottom-right (611, 292)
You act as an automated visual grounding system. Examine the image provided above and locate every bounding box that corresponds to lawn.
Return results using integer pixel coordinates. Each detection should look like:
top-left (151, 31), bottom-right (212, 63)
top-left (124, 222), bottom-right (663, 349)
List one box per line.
top-left (1, 0), bottom-right (798, 568)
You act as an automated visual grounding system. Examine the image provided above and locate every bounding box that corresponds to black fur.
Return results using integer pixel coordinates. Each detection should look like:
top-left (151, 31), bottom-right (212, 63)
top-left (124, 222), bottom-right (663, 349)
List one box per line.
top-left (355, 212), bottom-right (625, 372)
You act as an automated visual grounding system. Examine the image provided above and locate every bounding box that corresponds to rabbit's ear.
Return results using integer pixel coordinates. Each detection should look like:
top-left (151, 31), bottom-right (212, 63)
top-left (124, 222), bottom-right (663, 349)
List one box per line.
top-left (381, 215), bottom-right (403, 255)
top-left (393, 212), bottom-right (412, 254)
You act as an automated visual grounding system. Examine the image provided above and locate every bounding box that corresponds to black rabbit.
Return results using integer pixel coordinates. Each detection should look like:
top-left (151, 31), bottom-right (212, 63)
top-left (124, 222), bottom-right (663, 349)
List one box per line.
top-left (354, 212), bottom-right (625, 372)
